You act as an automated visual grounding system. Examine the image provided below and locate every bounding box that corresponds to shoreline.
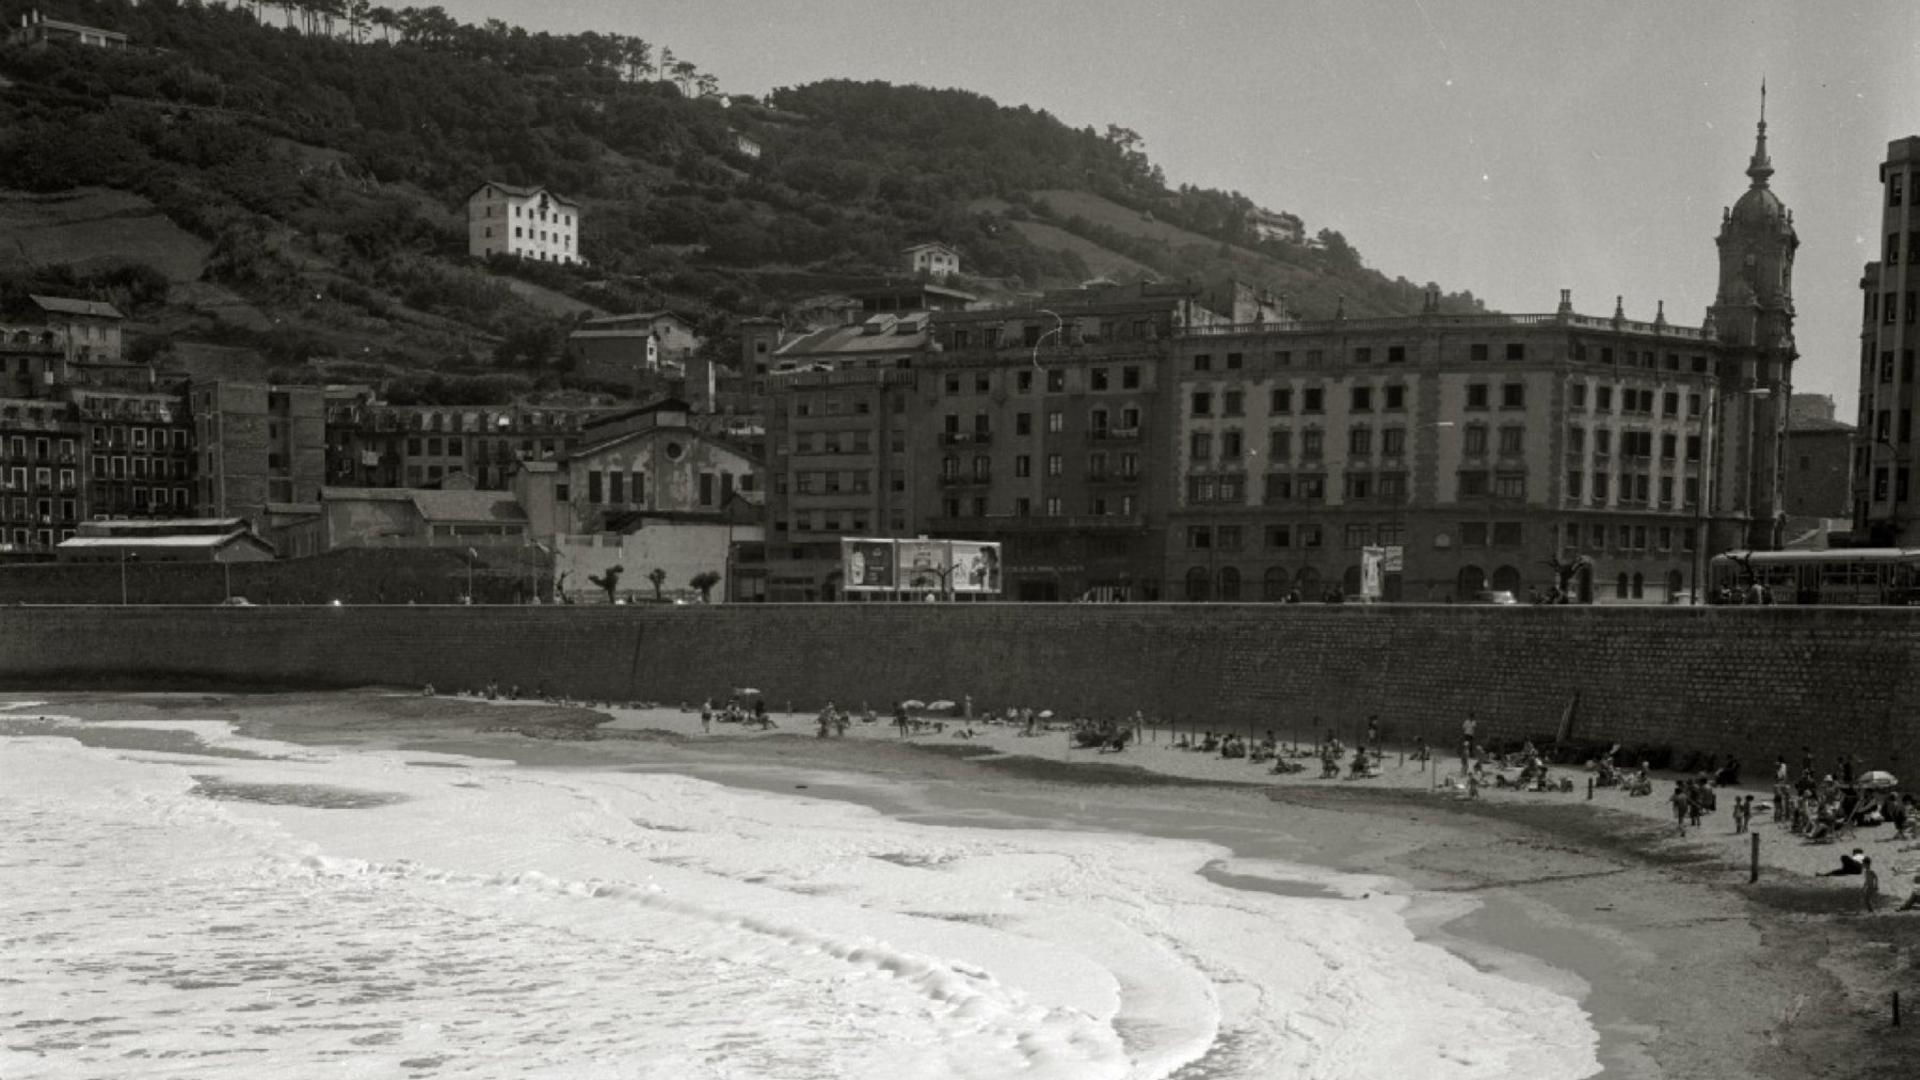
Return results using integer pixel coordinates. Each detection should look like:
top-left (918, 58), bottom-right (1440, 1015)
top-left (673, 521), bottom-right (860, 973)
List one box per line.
top-left (15, 689), bottom-right (1920, 1078)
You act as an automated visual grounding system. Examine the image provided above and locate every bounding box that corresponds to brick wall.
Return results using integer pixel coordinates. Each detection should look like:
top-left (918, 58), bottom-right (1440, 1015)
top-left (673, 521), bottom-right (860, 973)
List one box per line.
top-left (2, 604), bottom-right (1915, 772)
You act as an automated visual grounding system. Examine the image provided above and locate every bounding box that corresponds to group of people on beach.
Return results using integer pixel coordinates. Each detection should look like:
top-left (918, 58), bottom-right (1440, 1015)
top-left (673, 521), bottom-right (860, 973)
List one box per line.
top-left (700, 697), bottom-right (774, 732)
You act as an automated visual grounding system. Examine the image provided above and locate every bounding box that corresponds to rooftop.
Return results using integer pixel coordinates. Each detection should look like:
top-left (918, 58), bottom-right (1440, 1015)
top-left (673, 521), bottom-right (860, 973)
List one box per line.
top-left (469, 181), bottom-right (580, 208)
top-left (30, 295), bottom-right (124, 321)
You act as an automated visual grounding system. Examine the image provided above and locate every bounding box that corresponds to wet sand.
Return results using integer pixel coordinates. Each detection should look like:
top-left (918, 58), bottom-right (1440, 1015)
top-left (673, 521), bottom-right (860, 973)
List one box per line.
top-left (14, 690), bottom-right (1919, 1079)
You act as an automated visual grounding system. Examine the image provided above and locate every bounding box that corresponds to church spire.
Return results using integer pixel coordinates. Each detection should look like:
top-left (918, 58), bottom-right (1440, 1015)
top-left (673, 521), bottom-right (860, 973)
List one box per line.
top-left (1747, 80), bottom-right (1773, 187)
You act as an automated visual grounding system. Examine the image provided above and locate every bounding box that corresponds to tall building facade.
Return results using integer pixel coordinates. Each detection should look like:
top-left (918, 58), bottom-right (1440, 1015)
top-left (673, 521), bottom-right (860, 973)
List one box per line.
top-left (191, 382), bottom-right (325, 533)
top-left (466, 182), bottom-right (581, 265)
top-left (1168, 294), bottom-right (1723, 603)
top-left (1853, 135), bottom-right (1920, 544)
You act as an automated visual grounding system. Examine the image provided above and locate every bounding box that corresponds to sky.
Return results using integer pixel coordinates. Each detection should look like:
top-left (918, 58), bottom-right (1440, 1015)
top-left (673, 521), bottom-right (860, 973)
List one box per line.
top-left (437, 0), bottom-right (1920, 410)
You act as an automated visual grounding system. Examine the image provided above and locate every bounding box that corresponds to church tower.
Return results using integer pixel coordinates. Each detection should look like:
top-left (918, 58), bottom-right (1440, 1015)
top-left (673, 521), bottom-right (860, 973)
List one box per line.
top-left (1707, 86), bottom-right (1799, 549)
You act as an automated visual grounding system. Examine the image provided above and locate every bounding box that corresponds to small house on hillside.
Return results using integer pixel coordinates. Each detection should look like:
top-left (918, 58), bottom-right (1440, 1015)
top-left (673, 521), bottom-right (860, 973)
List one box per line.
top-left (904, 242), bottom-right (960, 280)
top-left (467, 182), bottom-right (582, 266)
top-left (29, 295), bottom-right (124, 361)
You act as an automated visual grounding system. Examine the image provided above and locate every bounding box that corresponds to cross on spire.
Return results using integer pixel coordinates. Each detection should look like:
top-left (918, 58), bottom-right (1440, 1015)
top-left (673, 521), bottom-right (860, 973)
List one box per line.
top-left (1747, 79), bottom-right (1773, 187)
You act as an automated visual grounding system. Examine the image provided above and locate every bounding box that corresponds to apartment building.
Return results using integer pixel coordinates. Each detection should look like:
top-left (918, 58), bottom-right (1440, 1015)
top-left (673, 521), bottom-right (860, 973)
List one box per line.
top-left (466, 182), bottom-right (582, 265)
top-left (1853, 135), bottom-right (1920, 544)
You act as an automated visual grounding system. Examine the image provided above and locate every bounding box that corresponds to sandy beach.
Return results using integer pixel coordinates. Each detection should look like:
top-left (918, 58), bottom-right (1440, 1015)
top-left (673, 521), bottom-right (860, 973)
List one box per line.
top-left (7, 689), bottom-right (1917, 1079)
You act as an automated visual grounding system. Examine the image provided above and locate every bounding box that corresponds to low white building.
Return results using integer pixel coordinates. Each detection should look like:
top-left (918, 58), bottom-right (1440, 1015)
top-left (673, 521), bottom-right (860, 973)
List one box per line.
top-left (904, 242), bottom-right (960, 280)
top-left (467, 182), bottom-right (583, 265)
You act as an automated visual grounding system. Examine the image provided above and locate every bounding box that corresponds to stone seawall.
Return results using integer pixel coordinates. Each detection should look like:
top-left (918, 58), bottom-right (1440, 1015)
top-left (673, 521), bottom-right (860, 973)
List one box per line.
top-left (3, 604), bottom-right (1916, 771)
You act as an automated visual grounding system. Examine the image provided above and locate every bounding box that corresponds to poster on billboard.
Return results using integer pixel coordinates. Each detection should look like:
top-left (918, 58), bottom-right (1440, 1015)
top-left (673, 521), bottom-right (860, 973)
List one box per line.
top-left (948, 541), bottom-right (1003, 593)
top-left (841, 539), bottom-right (897, 591)
top-left (1360, 546), bottom-right (1386, 601)
top-left (895, 540), bottom-right (951, 593)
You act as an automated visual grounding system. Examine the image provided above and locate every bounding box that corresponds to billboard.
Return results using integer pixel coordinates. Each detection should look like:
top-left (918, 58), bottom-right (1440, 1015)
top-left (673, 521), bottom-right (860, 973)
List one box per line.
top-left (840, 539), bottom-right (1003, 596)
top-left (895, 540), bottom-right (949, 592)
top-left (842, 539), bottom-right (896, 591)
top-left (949, 541), bottom-right (1003, 594)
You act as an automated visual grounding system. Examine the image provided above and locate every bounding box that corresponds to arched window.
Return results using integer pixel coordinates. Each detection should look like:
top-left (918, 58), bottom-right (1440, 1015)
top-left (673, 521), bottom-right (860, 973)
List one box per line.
top-left (1185, 566), bottom-right (1211, 602)
top-left (1342, 564), bottom-right (1362, 597)
top-left (1295, 566), bottom-right (1322, 597)
top-left (1263, 566), bottom-right (1290, 601)
top-left (1491, 565), bottom-right (1522, 593)
top-left (1217, 566), bottom-right (1241, 601)
top-left (1456, 565), bottom-right (1486, 599)
top-left (1666, 569), bottom-right (1685, 601)
top-left (1616, 572), bottom-right (1630, 600)
top-left (1631, 572), bottom-right (1645, 599)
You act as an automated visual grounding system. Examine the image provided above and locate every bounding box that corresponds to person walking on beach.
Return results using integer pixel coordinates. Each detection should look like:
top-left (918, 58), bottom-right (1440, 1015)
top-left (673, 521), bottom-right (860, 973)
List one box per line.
top-left (1862, 858), bottom-right (1879, 913)
top-left (1366, 715), bottom-right (1380, 747)
top-left (701, 699), bottom-right (713, 734)
top-left (1671, 782), bottom-right (1691, 835)
top-left (1461, 712), bottom-right (1478, 772)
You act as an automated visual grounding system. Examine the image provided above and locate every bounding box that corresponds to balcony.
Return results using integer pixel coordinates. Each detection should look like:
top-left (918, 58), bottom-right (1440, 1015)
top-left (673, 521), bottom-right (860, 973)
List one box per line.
top-left (1087, 426), bottom-right (1142, 442)
top-left (1087, 471), bottom-right (1142, 486)
top-left (940, 431), bottom-right (992, 447)
top-left (927, 513), bottom-right (1148, 534)
top-left (938, 472), bottom-right (993, 487)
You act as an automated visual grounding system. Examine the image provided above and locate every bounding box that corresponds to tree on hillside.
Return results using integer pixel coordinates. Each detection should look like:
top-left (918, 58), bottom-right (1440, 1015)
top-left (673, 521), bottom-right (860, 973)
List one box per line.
top-left (647, 567), bottom-right (666, 601)
top-left (369, 4), bottom-right (397, 42)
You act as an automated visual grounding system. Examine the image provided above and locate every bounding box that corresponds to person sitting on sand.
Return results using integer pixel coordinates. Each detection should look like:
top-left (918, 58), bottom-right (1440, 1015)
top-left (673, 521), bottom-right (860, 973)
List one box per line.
top-left (1627, 769), bottom-right (1653, 797)
top-left (1822, 849), bottom-right (1868, 876)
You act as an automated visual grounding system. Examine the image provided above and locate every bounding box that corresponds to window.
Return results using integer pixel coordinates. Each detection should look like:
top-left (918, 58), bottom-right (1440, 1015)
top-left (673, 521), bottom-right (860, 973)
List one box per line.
top-left (1013, 454), bottom-right (1031, 478)
top-left (1349, 426), bottom-right (1372, 456)
top-left (1090, 368), bottom-right (1108, 391)
top-left (1506, 343), bottom-right (1525, 361)
top-left (1461, 522), bottom-right (1489, 547)
top-left (1463, 425), bottom-right (1488, 455)
top-left (1221, 430), bottom-right (1243, 459)
top-left (1377, 472), bottom-right (1406, 499)
top-left (1217, 525), bottom-right (1243, 549)
top-left (1387, 345), bottom-right (1406, 364)
top-left (1017, 371), bottom-right (1033, 392)
top-left (1271, 387), bottom-right (1293, 413)
top-left (1046, 453), bottom-right (1063, 476)
top-left (1301, 430), bottom-right (1324, 460)
top-left (974, 373), bottom-right (991, 394)
top-left (1047, 369), bottom-right (1066, 392)
top-left (1123, 366), bottom-right (1141, 389)
top-left (1302, 388), bottom-right (1324, 413)
top-left (1501, 383), bottom-right (1525, 409)
top-left (1223, 390), bottom-right (1244, 417)
top-left (1596, 386), bottom-right (1613, 413)
top-left (1300, 525), bottom-right (1323, 548)
top-left (1189, 432), bottom-right (1212, 461)
top-left (1264, 474), bottom-right (1292, 501)
top-left (1470, 343), bottom-right (1489, 362)
top-left (1268, 429), bottom-right (1292, 459)
top-left (1384, 384), bottom-right (1405, 411)
top-left (1593, 472), bottom-right (1610, 500)
top-left (1354, 347), bottom-right (1373, 364)
top-left (1493, 472), bottom-right (1525, 498)
top-left (1351, 386), bottom-right (1373, 412)
top-left (1458, 471), bottom-right (1489, 497)
top-left (1571, 383), bottom-right (1587, 410)
top-left (1226, 352), bottom-right (1243, 370)
top-left (1343, 474), bottom-right (1371, 500)
top-left (1188, 525), bottom-right (1213, 549)
top-left (1466, 384), bottom-right (1489, 410)
top-left (1266, 524), bottom-right (1292, 548)
top-left (1297, 475), bottom-right (1326, 501)
top-left (1382, 427), bottom-right (1406, 456)
top-left (1045, 496), bottom-right (1063, 517)
top-left (1192, 353), bottom-right (1212, 372)
top-left (1344, 523), bottom-right (1372, 548)
top-left (1663, 391), bottom-right (1680, 417)
top-left (1498, 426), bottom-right (1524, 454)
top-left (1567, 470), bottom-right (1584, 500)
top-left (1191, 391), bottom-right (1213, 417)
top-left (1047, 411), bottom-right (1064, 433)
top-left (1685, 435), bottom-right (1701, 462)
top-left (1596, 429), bottom-right (1612, 456)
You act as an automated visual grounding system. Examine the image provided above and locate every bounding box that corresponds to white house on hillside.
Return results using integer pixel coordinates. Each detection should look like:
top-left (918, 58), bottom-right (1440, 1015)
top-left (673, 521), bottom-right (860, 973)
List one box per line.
top-left (904, 242), bottom-right (960, 280)
top-left (467, 182), bottom-right (583, 265)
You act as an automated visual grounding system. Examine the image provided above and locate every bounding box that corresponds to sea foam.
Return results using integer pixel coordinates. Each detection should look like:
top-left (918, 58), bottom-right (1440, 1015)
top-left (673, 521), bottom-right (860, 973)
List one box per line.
top-left (0, 711), bottom-right (1600, 1078)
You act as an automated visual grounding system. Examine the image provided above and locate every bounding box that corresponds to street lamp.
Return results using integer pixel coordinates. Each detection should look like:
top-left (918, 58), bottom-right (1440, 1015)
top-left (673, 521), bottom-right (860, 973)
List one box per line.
top-left (1691, 384), bottom-right (1772, 604)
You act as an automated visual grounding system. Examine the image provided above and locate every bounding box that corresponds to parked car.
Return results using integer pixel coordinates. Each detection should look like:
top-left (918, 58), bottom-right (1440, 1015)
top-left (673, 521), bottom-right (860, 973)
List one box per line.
top-left (1465, 589), bottom-right (1519, 605)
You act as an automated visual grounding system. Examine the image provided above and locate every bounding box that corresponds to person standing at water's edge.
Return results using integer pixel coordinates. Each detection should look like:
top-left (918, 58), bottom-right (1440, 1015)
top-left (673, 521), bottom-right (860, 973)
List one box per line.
top-left (1461, 711), bottom-right (1478, 772)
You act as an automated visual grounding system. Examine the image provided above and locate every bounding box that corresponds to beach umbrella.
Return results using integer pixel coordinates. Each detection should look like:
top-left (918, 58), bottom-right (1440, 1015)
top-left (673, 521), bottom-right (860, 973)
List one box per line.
top-left (1859, 770), bottom-right (1899, 789)
top-left (900, 699), bottom-right (927, 710)
top-left (1037, 709), bottom-right (1055, 719)
top-left (927, 699), bottom-right (956, 712)
top-left (733, 687), bottom-right (761, 697)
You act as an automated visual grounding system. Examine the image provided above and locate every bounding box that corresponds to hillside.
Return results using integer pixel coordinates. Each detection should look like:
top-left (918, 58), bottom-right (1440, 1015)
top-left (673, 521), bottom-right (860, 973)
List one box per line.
top-left (0, 0), bottom-right (1487, 403)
